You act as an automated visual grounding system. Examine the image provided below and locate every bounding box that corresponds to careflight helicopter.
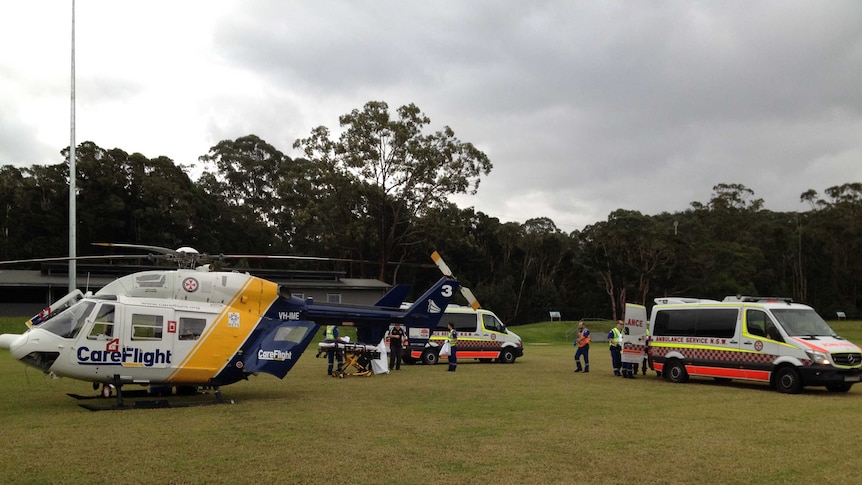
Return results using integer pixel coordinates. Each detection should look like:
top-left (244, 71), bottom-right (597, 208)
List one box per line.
top-left (0, 244), bottom-right (460, 410)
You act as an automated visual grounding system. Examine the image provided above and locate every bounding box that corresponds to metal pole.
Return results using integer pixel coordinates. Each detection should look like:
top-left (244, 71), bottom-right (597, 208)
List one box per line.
top-left (69, 0), bottom-right (77, 291)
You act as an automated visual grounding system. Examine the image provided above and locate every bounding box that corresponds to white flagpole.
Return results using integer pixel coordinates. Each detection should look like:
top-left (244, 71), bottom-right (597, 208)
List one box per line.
top-left (68, 0), bottom-right (77, 291)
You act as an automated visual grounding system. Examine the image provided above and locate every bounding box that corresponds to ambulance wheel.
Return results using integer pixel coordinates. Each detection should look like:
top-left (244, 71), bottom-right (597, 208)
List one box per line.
top-left (421, 350), bottom-right (439, 365)
top-left (498, 348), bottom-right (516, 364)
top-left (825, 383), bottom-right (852, 393)
top-left (773, 366), bottom-right (802, 394)
top-left (664, 360), bottom-right (688, 383)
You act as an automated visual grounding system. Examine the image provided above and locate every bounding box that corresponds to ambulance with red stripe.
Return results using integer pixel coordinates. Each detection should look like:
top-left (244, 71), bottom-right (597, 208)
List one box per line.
top-left (404, 305), bottom-right (523, 365)
top-left (644, 296), bottom-right (862, 393)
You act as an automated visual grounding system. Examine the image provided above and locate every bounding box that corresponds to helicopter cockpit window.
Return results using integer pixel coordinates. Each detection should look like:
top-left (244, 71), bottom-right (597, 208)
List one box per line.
top-left (87, 304), bottom-right (116, 340)
top-left (274, 326), bottom-right (309, 344)
top-left (179, 317), bottom-right (206, 341)
top-left (38, 301), bottom-right (95, 339)
top-left (131, 314), bottom-right (164, 341)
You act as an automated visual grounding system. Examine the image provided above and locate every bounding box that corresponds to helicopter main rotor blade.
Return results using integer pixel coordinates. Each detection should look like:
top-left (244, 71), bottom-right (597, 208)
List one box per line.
top-left (221, 254), bottom-right (435, 268)
top-left (92, 242), bottom-right (181, 256)
top-left (0, 254), bottom-right (162, 266)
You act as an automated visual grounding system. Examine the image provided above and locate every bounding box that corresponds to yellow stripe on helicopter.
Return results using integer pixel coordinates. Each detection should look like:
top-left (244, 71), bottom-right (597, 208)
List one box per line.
top-left (169, 275), bottom-right (280, 383)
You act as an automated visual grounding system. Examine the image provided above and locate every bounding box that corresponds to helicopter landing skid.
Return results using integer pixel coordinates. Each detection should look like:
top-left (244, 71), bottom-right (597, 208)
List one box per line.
top-left (70, 379), bottom-right (235, 411)
top-left (76, 396), bottom-right (235, 411)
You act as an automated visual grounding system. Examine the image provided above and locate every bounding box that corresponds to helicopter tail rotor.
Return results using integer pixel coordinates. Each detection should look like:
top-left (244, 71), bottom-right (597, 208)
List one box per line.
top-left (430, 251), bottom-right (481, 309)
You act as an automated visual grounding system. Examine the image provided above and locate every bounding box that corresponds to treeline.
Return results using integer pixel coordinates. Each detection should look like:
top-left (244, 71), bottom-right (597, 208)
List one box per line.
top-left (1, 102), bottom-right (860, 323)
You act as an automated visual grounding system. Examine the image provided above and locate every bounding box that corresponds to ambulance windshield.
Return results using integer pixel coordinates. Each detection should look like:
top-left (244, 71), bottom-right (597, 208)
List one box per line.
top-left (771, 308), bottom-right (836, 337)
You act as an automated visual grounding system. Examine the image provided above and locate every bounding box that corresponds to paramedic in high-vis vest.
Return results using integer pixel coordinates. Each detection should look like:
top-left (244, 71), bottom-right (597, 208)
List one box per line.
top-left (324, 325), bottom-right (344, 376)
top-left (608, 320), bottom-right (623, 376)
top-left (446, 322), bottom-right (458, 372)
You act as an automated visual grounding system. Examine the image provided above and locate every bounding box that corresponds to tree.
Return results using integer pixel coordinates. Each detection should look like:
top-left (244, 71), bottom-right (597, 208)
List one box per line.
top-left (798, 183), bottom-right (862, 314)
top-left (294, 101), bottom-right (492, 281)
top-left (198, 135), bottom-right (307, 252)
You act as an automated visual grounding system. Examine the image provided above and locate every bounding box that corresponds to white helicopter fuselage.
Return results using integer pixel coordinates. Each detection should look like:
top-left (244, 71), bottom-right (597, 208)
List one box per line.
top-left (1, 267), bottom-right (460, 391)
top-left (4, 269), bottom-right (316, 386)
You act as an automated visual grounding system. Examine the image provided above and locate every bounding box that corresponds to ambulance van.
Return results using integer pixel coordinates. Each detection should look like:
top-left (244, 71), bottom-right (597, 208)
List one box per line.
top-left (403, 305), bottom-right (523, 365)
top-left (647, 296), bottom-right (862, 393)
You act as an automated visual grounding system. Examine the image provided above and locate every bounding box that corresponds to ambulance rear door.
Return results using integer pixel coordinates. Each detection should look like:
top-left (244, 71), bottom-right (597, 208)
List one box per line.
top-left (623, 304), bottom-right (648, 364)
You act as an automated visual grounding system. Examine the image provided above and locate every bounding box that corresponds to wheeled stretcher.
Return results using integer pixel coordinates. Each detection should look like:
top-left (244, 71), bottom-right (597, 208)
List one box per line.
top-left (316, 341), bottom-right (382, 377)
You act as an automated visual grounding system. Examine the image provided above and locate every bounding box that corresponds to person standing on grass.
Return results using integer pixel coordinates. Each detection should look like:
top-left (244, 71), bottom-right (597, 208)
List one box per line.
top-left (324, 325), bottom-right (344, 376)
top-left (387, 323), bottom-right (405, 370)
top-left (446, 322), bottom-right (458, 372)
top-left (574, 321), bottom-right (590, 373)
top-left (608, 320), bottom-right (623, 376)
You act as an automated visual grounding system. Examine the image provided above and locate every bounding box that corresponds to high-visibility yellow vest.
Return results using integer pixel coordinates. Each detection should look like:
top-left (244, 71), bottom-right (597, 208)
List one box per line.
top-left (610, 327), bottom-right (622, 347)
top-left (448, 329), bottom-right (458, 345)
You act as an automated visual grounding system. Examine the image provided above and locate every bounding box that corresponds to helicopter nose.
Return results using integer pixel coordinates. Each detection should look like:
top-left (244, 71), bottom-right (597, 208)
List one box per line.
top-left (0, 333), bottom-right (24, 351)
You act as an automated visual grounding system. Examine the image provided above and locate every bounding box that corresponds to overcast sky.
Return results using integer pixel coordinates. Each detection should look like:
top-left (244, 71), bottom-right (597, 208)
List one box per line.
top-left (2, 1), bottom-right (860, 233)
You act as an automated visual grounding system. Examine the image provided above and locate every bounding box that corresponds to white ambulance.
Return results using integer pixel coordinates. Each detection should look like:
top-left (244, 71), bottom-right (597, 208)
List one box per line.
top-left (642, 296), bottom-right (862, 393)
top-left (402, 305), bottom-right (523, 365)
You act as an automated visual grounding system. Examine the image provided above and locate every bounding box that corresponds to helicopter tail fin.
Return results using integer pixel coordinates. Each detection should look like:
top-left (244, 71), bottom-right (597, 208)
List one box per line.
top-left (401, 277), bottom-right (459, 330)
top-left (374, 284), bottom-right (411, 308)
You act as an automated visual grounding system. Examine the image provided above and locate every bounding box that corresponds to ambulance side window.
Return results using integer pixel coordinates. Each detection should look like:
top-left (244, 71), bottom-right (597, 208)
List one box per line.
top-left (483, 314), bottom-right (506, 333)
top-left (746, 310), bottom-right (767, 337)
top-left (653, 309), bottom-right (696, 337)
top-left (695, 309), bottom-right (737, 338)
top-left (440, 313), bottom-right (477, 332)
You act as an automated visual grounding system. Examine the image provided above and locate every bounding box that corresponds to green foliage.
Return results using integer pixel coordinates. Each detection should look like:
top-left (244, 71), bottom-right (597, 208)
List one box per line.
top-left (294, 101), bottom-right (492, 281)
top-left (2, 102), bottom-right (862, 322)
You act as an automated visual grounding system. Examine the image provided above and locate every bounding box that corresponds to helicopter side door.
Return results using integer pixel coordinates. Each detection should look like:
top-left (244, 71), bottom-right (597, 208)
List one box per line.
top-left (86, 304), bottom-right (175, 383)
top-left (78, 302), bottom-right (121, 381)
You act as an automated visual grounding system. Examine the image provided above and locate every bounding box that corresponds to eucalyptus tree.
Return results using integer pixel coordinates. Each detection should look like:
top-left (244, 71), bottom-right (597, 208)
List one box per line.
top-left (127, 154), bottom-right (204, 248)
top-left (74, 142), bottom-right (134, 245)
top-left (197, 135), bottom-right (310, 253)
top-left (581, 209), bottom-right (675, 319)
top-left (797, 183), bottom-right (862, 313)
top-left (684, 183), bottom-right (767, 299)
top-left (70, 143), bottom-right (210, 252)
top-left (13, 162), bottom-right (69, 259)
top-left (0, 165), bottom-right (26, 259)
top-left (294, 101), bottom-right (492, 282)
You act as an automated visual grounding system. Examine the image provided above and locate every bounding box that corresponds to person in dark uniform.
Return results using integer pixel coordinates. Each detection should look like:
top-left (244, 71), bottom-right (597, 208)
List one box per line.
top-left (446, 322), bottom-right (458, 372)
top-left (574, 321), bottom-right (590, 373)
top-left (608, 320), bottom-right (623, 377)
top-left (324, 325), bottom-right (344, 376)
top-left (388, 323), bottom-right (405, 370)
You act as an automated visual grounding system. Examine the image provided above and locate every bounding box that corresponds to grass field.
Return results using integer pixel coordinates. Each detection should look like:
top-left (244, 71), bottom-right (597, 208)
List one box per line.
top-left (1, 317), bottom-right (862, 484)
